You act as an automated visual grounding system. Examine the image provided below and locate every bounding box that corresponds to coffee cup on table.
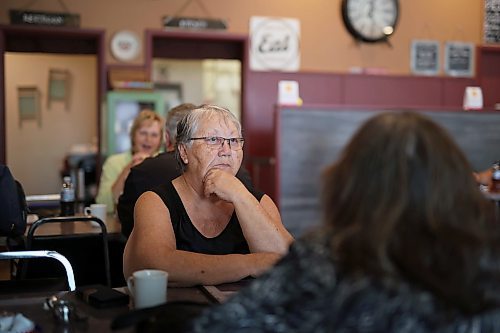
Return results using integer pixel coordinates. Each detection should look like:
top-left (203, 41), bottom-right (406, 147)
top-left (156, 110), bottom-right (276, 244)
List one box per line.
top-left (127, 269), bottom-right (168, 309)
top-left (83, 203), bottom-right (107, 227)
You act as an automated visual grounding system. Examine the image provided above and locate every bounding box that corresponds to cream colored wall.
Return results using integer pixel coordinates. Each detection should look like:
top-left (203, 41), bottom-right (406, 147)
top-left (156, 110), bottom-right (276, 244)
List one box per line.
top-left (0, 0), bottom-right (483, 75)
top-left (202, 60), bottom-right (241, 120)
top-left (152, 59), bottom-right (241, 119)
top-left (5, 53), bottom-right (97, 195)
top-left (152, 59), bottom-right (204, 104)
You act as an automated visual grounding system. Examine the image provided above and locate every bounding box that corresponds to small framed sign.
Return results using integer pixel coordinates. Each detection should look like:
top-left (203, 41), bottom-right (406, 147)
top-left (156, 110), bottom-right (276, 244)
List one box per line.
top-left (18, 86), bottom-right (41, 128)
top-left (9, 10), bottom-right (80, 27)
top-left (163, 16), bottom-right (227, 30)
top-left (463, 86), bottom-right (483, 110)
top-left (410, 40), bottom-right (440, 76)
top-left (250, 16), bottom-right (301, 72)
top-left (444, 42), bottom-right (474, 77)
top-left (278, 80), bottom-right (302, 106)
top-left (48, 69), bottom-right (71, 110)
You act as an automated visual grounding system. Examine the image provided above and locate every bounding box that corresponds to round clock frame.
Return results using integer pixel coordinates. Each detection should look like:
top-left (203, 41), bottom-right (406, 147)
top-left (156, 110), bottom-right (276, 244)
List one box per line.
top-left (341, 0), bottom-right (400, 43)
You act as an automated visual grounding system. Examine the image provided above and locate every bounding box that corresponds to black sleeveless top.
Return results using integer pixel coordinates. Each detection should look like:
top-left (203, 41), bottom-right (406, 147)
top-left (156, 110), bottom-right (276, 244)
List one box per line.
top-left (152, 181), bottom-right (264, 255)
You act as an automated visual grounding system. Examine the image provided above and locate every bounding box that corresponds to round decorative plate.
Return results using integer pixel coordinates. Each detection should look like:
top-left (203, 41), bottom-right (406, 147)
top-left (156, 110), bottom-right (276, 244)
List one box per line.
top-left (110, 30), bottom-right (141, 61)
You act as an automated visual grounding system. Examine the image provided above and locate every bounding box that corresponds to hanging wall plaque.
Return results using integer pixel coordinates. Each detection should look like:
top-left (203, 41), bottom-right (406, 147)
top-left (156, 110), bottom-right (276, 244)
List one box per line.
top-left (9, 10), bottom-right (80, 27)
top-left (444, 42), bottom-right (474, 77)
top-left (411, 40), bottom-right (440, 76)
top-left (18, 86), bottom-right (41, 127)
top-left (48, 69), bottom-right (71, 110)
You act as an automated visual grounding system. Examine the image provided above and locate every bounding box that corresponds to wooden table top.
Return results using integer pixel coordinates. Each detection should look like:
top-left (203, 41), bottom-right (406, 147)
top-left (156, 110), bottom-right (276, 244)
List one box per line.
top-left (0, 286), bottom-right (214, 332)
top-left (26, 213), bottom-right (122, 237)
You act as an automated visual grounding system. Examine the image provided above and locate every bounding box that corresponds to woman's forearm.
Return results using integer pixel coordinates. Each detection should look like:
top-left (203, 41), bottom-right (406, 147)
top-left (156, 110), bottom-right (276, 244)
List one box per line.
top-left (233, 194), bottom-right (294, 254)
top-left (124, 245), bottom-right (280, 287)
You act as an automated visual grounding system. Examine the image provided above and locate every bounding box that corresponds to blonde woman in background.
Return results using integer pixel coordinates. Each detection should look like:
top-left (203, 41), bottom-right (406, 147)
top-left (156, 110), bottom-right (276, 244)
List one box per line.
top-left (96, 110), bottom-right (164, 213)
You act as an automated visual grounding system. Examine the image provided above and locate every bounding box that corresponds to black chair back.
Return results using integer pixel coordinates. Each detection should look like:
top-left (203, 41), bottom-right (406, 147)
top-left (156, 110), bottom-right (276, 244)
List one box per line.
top-left (21, 216), bottom-right (111, 287)
top-left (0, 250), bottom-right (76, 294)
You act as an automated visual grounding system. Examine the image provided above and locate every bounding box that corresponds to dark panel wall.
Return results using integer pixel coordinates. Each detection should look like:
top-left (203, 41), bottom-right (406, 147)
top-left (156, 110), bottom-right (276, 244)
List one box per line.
top-left (276, 108), bottom-right (500, 236)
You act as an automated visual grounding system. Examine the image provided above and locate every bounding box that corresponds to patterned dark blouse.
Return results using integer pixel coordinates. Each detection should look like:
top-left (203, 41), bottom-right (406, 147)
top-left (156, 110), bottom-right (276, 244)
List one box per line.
top-left (190, 231), bottom-right (500, 333)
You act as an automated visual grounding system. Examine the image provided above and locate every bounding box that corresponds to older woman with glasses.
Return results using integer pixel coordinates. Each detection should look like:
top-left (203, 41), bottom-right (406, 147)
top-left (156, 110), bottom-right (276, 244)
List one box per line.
top-left (123, 104), bottom-right (293, 286)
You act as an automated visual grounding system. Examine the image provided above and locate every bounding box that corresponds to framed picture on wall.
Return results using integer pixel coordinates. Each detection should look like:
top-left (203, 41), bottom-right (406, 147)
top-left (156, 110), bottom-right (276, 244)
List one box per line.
top-left (48, 68), bottom-right (71, 110)
top-left (444, 42), bottom-right (475, 77)
top-left (18, 86), bottom-right (41, 127)
top-left (410, 40), bottom-right (440, 76)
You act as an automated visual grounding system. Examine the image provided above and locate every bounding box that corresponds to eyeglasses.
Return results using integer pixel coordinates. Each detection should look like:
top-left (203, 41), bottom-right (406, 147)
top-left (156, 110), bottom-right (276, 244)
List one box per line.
top-left (189, 136), bottom-right (245, 150)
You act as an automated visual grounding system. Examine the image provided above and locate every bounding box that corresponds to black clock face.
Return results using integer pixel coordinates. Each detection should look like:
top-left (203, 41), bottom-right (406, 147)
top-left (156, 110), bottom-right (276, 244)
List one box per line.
top-left (341, 0), bottom-right (399, 43)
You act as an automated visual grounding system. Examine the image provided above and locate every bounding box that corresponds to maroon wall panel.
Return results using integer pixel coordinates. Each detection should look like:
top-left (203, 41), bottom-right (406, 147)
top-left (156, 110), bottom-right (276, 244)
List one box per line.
top-left (242, 73), bottom-right (351, 198)
top-left (245, 71), bottom-right (342, 157)
top-left (478, 47), bottom-right (500, 108)
top-left (245, 72), bottom-right (343, 198)
top-left (481, 76), bottom-right (500, 108)
top-left (343, 74), bottom-right (443, 108)
top-left (245, 71), bottom-right (491, 199)
top-left (442, 77), bottom-right (478, 108)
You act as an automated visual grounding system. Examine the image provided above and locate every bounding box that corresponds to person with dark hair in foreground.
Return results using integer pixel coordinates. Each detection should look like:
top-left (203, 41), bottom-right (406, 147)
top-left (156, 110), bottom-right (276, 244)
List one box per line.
top-left (190, 111), bottom-right (500, 332)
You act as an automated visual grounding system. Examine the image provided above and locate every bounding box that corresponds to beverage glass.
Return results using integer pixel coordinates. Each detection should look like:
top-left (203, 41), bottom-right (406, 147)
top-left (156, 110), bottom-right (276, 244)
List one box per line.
top-left (127, 269), bottom-right (168, 309)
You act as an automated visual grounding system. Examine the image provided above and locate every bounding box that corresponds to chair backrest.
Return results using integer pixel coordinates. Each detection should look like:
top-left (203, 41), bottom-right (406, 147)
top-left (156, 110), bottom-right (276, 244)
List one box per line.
top-left (22, 216), bottom-right (111, 287)
top-left (0, 165), bottom-right (28, 237)
top-left (0, 250), bottom-right (76, 291)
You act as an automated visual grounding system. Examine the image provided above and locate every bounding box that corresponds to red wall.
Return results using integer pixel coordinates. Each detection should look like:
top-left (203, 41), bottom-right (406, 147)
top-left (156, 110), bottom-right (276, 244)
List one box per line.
top-left (478, 46), bottom-right (500, 108)
top-left (244, 67), bottom-right (500, 199)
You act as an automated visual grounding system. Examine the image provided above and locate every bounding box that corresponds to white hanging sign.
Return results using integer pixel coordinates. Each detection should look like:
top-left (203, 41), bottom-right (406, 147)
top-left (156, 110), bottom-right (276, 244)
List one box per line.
top-left (250, 16), bottom-right (300, 72)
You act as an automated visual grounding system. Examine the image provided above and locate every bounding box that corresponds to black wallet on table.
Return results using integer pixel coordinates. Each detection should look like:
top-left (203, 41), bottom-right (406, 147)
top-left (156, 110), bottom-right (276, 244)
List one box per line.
top-left (75, 284), bottom-right (129, 308)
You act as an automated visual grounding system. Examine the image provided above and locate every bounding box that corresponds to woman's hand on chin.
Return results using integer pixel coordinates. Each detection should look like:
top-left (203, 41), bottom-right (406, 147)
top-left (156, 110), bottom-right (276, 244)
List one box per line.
top-left (203, 168), bottom-right (246, 201)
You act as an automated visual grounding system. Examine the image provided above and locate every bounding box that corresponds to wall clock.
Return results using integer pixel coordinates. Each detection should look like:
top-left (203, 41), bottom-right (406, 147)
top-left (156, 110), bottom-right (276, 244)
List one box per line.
top-left (341, 0), bottom-right (399, 43)
top-left (110, 30), bottom-right (141, 62)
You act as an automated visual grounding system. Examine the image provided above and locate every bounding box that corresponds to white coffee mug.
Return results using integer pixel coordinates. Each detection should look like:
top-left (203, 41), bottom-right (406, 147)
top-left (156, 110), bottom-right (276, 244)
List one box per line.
top-left (84, 203), bottom-right (107, 227)
top-left (127, 269), bottom-right (168, 309)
